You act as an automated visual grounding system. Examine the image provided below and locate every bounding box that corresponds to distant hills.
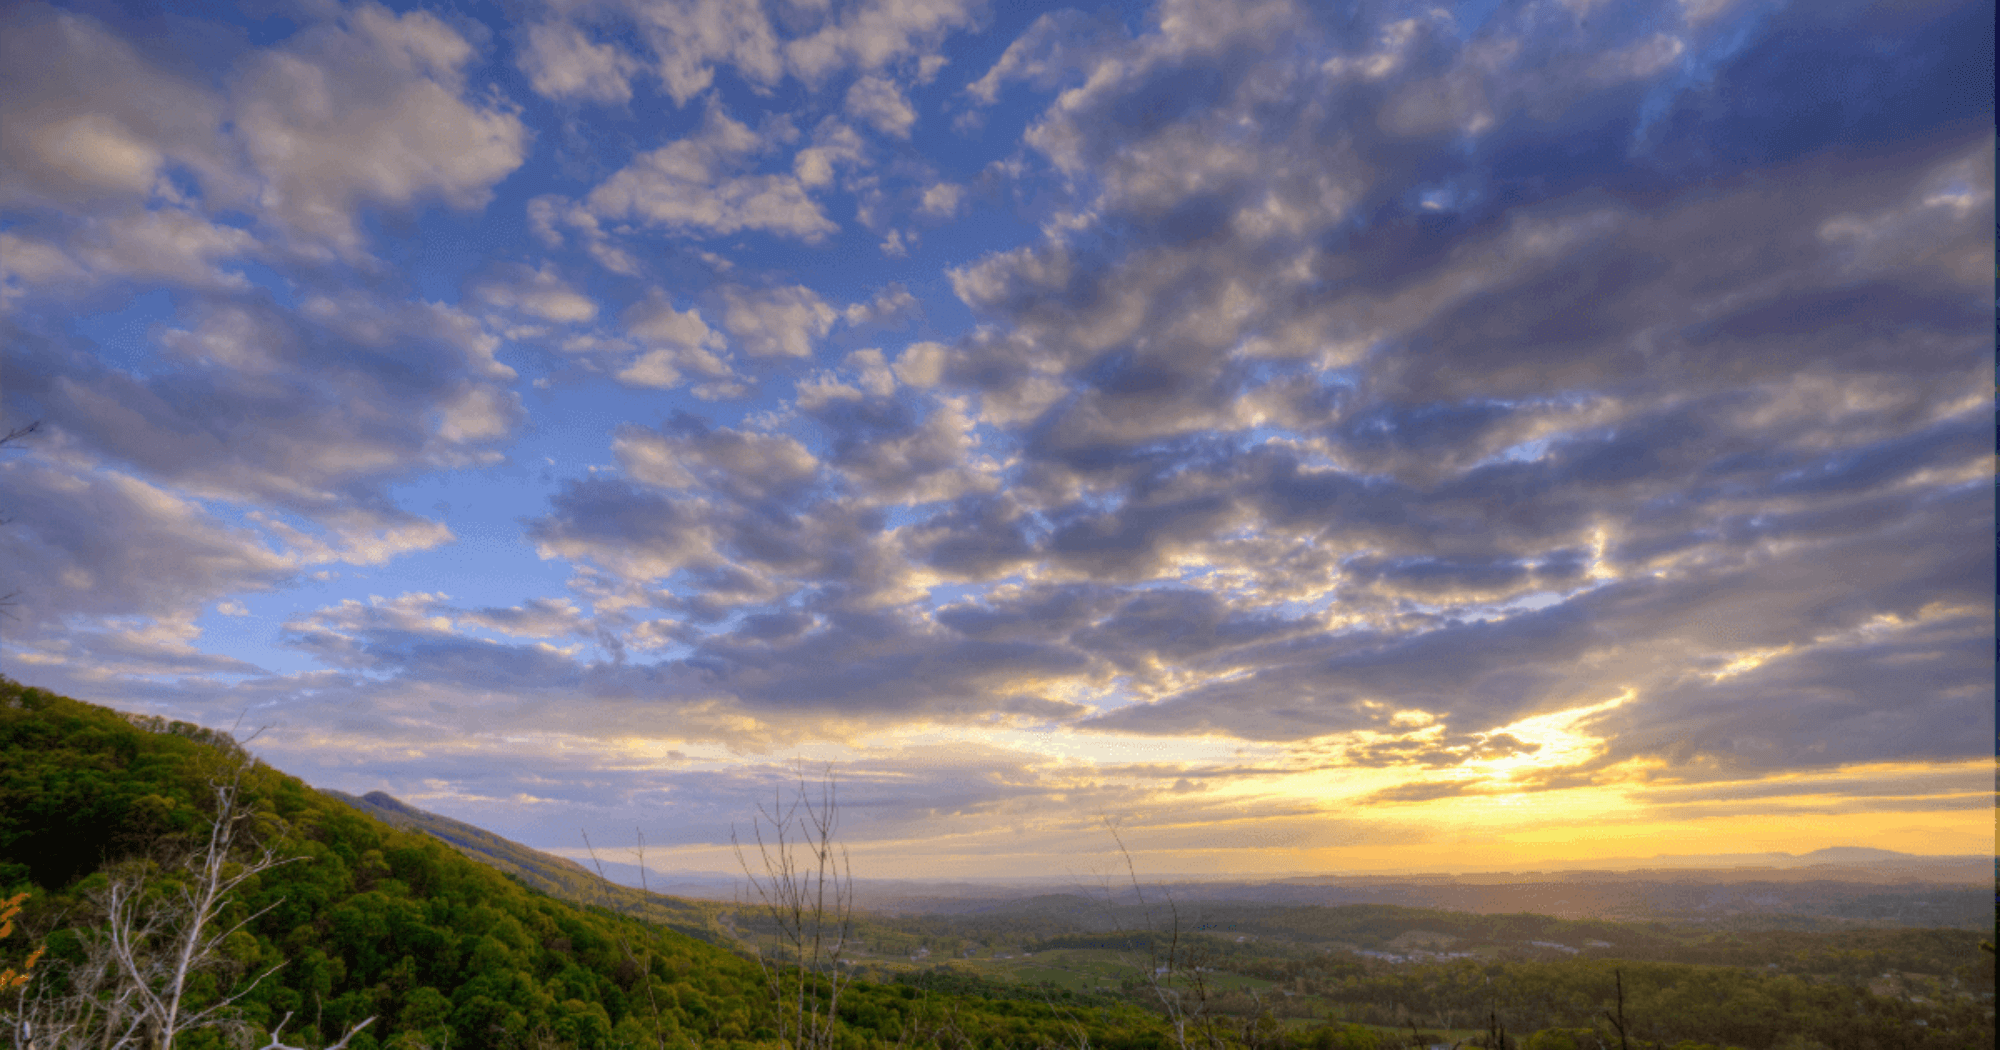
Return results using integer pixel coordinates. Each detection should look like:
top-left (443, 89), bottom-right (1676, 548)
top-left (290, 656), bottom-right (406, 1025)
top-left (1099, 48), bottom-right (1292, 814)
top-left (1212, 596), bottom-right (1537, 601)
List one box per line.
top-left (333, 789), bottom-right (1991, 932)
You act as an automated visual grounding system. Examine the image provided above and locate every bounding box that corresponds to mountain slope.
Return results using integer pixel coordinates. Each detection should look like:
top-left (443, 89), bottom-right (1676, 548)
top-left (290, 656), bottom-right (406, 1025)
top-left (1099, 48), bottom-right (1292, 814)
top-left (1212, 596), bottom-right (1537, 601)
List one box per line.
top-left (326, 789), bottom-right (721, 944)
top-left (0, 679), bottom-right (1173, 1050)
top-left (0, 679), bottom-right (772, 1050)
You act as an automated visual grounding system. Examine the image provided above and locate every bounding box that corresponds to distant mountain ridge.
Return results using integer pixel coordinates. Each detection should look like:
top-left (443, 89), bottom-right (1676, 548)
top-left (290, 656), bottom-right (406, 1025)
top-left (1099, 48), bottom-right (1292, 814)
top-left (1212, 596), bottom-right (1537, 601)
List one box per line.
top-left (324, 791), bottom-right (1990, 933)
top-left (326, 789), bottom-right (722, 943)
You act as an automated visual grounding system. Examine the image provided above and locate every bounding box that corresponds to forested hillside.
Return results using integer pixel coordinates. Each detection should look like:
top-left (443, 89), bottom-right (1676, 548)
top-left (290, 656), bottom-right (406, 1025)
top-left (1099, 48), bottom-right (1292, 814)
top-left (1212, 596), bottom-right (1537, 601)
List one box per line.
top-left (324, 789), bottom-right (722, 946)
top-left (0, 680), bottom-right (1167, 1050)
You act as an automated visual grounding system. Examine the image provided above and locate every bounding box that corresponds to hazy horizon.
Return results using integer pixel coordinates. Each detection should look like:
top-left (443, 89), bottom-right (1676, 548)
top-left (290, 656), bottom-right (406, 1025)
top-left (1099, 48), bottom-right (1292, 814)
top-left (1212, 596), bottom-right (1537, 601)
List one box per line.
top-left (1, 0), bottom-right (1991, 879)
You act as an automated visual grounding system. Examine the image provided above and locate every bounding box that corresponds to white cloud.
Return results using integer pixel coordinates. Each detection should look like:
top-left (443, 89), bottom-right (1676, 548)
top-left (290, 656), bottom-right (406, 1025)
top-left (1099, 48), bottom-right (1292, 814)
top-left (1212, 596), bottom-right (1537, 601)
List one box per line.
top-left (1589, 32), bottom-right (1685, 82)
top-left (476, 262), bottom-right (600, 323)
top-left (843, 283), bottom-right (920, 328)
top-left (14, 285), bottom-right (517, 576)
top-left (519, 19), bottom-right (640, 104)
top-left (615, 422), bottom-right (820, 497)
top-left (791, 118), bottom-right (870, 190)
top-left (966, 8), bottom-right (1123, 105)
top-left (892, 340), bottom-right (947, 387)
top-left (844, 75), bottom-right (917, 137)
top-left (784, 0), bottom-right (981, 84)
top-left (585, 107), bottom-right (836, 241)
top-left (67, 209), bottom-right (255, 289)
top-left (631, 0), bottom-right (786, 105)
top-left (722, 284), bottom-right (837, 358)
top-left (233, 2), bottom-right (528, 259)
top-left (918, 181), bottom-right (962, 218)
top-left (509, 0), bottom-right (982, 109)
top-left (614, 292), bottom-right (732, 389)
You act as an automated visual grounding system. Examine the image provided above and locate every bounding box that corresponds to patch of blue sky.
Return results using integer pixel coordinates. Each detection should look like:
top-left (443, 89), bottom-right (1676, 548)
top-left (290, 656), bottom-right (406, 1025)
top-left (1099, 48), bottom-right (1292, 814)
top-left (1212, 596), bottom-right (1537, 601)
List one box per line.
top-left (359, 542), bottom-right (574, 613)
top-left (919, 579), bottom-right (996, 608)
top-left (522, 381), bottom-right (778, 460)
top-left (191, 595), bottom-right (329, 677)
top-left (148, 0), bottom-right (304, 51)
top-left (1412, 180), bottom-right (1471, 215)
top-left (1443, 0), bottom-right (1508, 43)
top-left (1630, 0), bottom-right (1775, 153)
top-left (228, 259), bottom-right (299, 308)
top-left (1497, 590), bottom-right (1567, 614)
top-left (67, 289), bottom-right (178, 376)
top-left (364, 207), bottom-right (520, 307)
top-left (882, 502), bottom-right (935, 530)
top-left (1485, 436), bottom-right (1555, 466)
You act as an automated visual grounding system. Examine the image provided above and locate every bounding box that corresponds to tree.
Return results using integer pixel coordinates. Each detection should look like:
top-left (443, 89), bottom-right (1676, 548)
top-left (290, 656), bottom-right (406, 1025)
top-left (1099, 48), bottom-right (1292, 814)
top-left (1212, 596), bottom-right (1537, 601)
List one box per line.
top-left (1104, 821), bottom-right (1228, 1050)
top-left (5, 755), bottom-right (375, 1050)
top-left (733, 765), bottom-right (855, 1050)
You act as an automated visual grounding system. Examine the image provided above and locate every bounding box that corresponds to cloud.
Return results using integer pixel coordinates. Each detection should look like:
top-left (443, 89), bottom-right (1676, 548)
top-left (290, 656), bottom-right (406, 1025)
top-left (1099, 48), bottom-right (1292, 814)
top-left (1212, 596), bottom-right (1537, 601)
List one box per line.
top-left (721, 284), bottom-right (838, 358)
top-left (280, 593), bottom-right (589, 687)
top-left (0, 453), bottom-right (296, 681)
top-left (629, 0), bottom-right (786, 104)
top-left (519, 19), bottom-right (641, 104)
top-left (233, 2), bottom-right (528, 259)
top-left (8, 0), bottom-right (1989, 865)
top-left (918, 181), bottom-right (962, 218)
top-left (792, 118), bottom-right (871, 189)
top-left (844, 75), bottom-right (917, 137)
top-left (607, 291), bottom-right (733, 389)
top-left (965, 8), bottom-right (1126, 105)
top-left (842, 283), bottom-right (921, 329)
top-left (584, 107), bottom-right (837, 241)
top-left (458, 597), bottom-right (596, 639)
top-left (1, 218), bottom-right (252, 315)
top-left (475, 262), bottom-right (600, 323)
top-left (615, 413), bottom-right (821, 504)
top-left (4, 284), bottom-right (519, 565)
top-left (784, 0), bottom-right (983, 84)
top-left (508, 0), bottom-right (982, 112)
top-left (0, 3), bottom-right (240, 209)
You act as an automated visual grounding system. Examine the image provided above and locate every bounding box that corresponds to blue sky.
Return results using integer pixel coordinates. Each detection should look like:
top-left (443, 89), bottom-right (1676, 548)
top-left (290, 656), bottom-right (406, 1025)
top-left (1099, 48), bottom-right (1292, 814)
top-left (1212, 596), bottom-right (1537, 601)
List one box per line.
top-left (1, 0), bottom-right (1991, 877)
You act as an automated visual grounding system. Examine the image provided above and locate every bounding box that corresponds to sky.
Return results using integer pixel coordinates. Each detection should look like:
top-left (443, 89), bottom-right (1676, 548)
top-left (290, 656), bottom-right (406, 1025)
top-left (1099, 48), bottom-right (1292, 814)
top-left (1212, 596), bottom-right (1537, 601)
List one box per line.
top-left (0, 0), bottom-right (1992, 880)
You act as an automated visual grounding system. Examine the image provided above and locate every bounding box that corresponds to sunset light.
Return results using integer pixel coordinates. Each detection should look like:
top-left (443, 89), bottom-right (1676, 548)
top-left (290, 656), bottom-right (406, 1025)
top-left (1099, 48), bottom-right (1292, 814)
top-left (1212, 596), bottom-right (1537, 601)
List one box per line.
top-left (0, 0), bottom-right (1989, 885)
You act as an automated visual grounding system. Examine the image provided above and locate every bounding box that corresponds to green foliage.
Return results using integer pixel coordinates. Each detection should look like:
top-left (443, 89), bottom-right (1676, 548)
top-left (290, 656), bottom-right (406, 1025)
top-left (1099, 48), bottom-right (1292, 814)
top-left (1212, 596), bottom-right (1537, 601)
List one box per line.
top-left (324, 790), bottom-right (720, 946)
top-left (0, 680), bottom-right (1177, 1050)
top-left (1249, 953), bottom-right (1992, 1050)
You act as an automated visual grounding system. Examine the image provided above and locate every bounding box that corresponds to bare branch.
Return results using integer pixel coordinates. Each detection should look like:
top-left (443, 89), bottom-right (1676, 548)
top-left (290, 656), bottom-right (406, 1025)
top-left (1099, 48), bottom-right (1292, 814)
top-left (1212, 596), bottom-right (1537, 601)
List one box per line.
top-left (4, 754), bottom-right (372, 1050)
top-left (732, 763), bottom-right (854, 1050)
top-left (259, 1011), bottom-right (376, 1050)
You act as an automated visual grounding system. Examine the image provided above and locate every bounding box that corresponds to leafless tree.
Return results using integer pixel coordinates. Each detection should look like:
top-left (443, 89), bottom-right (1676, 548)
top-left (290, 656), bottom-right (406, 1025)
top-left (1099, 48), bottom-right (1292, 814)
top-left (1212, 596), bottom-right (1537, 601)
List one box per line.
top-left (732, 765), bottom-right (854, 1050)
top-left (1601, 969), bottom-right (1631, 1050)
top-left (580, 830), bottom-right (674, 1050)
top-left (4, 756), bottom-right (375, 1050)
top-left (1103, 822), bottom-right (1227, 1050)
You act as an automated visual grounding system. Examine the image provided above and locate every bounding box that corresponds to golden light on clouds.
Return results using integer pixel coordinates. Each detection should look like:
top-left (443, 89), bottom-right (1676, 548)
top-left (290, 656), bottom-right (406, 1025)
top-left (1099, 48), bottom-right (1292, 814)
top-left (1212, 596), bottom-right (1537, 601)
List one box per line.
top-left (4, 0), bottom-right (1986, 882)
